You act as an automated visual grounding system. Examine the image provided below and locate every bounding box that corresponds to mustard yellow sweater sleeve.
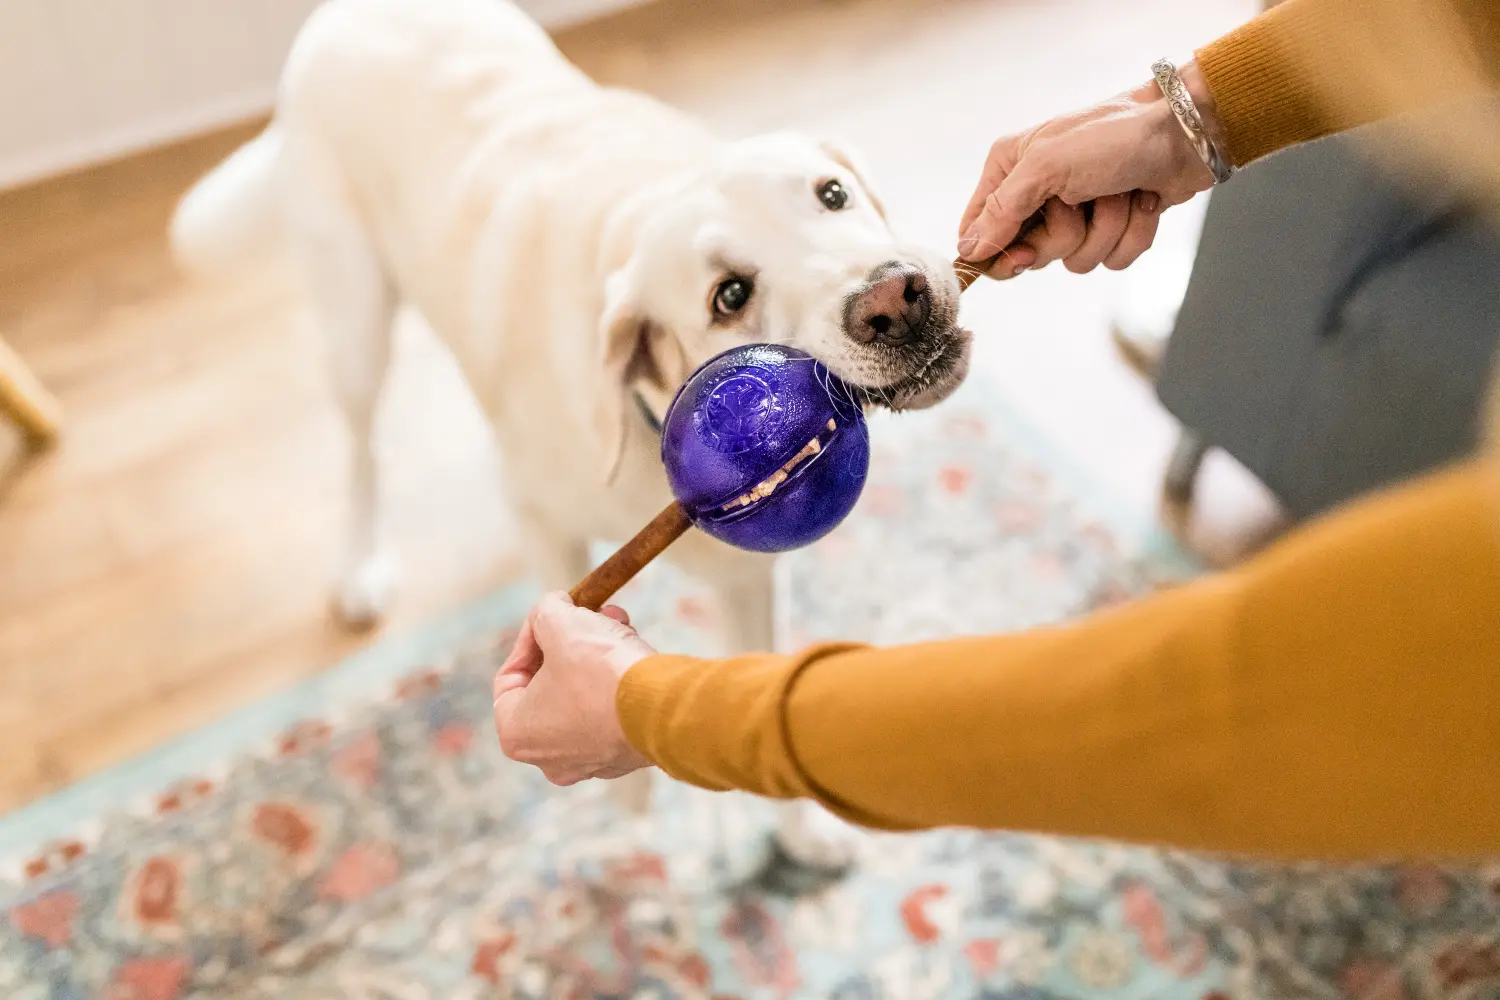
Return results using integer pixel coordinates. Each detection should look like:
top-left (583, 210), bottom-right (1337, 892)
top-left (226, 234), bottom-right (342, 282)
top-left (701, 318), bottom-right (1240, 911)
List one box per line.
top-left (1195, 0), bottom-right (1500, 166)
top-left (617, 462), bottom-right (1500, 861)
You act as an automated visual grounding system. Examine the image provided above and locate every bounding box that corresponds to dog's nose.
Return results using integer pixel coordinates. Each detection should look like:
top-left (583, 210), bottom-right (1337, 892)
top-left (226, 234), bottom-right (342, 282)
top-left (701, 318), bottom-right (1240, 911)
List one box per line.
top-left (844, 263), bottom-right (931, 346)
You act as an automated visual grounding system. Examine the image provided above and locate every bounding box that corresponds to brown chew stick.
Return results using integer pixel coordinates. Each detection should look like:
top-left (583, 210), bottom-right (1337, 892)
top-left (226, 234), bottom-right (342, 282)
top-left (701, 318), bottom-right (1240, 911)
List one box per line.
top-left (568, 206), bottom-right (1048, 610)
top-left (953, 257), bottom-right (991, 293)
top-left (569, 501), bottom-right (693, 611)
top-left (953, 207), bottom-right (1049, 292)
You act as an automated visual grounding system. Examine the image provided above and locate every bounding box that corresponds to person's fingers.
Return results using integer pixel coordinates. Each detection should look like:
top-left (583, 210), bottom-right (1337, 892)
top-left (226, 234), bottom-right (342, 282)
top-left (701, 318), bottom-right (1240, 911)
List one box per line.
top-left (529, 589), bottom-right (582, 651)
top-left (958, 137), bottom-right (1020, 239)
top-left (491, 669), bottom-right (529, 702)
top-left (503, 610), bottom-right (539, 668)
top-left (530, 591), bottom-right (637, 652)
top-left (1063, 193), bottom-right (1131, 273)
top-left (492, 686), bottom-right (529, 761)
top-left (493, 615), bottom-right (541, 701)
top-left (1103, 190), bottom-right (1162, 270)
top-left (974, 246), bottom-right (1036, 282)
top-left (958, 158), bottom-right (1053, 262)
top-left (1021, 198), bottom-right (1087, 271)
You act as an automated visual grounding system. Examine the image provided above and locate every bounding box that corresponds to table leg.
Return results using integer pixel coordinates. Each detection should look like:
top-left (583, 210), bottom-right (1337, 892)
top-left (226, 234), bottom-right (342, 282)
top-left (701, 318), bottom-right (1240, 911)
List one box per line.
top-left (0, 337), bottom-right (62, 445)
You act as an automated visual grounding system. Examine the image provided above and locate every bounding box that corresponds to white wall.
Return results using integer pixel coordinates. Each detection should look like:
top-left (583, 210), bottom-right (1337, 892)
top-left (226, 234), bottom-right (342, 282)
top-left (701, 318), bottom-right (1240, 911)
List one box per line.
top-left (0, 0), bottom-right (646, 190)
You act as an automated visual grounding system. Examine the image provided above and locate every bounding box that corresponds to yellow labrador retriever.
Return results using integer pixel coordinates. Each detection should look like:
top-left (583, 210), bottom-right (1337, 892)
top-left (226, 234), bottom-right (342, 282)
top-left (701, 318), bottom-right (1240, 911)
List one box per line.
top-left (171, 0), bottom-right (971, 872)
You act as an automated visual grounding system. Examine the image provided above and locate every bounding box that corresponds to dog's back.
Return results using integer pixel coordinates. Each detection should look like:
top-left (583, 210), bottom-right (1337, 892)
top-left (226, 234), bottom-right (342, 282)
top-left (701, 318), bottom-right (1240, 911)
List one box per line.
top-left (172, 0), bottom-right (584, 280)
top-left (177, 0), bottom-right (712, 390)
top-left (275, 0), bottom-right (594, 327)
top-left (279, 0), bottom-right (585, 202)
top-left (171, 0), bottom-right (722, 563)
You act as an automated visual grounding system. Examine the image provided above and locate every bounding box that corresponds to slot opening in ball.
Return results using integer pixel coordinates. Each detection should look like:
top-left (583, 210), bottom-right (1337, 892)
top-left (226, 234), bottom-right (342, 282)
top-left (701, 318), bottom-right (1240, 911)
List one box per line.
top-left (701, 417), bottom-right (844, 525)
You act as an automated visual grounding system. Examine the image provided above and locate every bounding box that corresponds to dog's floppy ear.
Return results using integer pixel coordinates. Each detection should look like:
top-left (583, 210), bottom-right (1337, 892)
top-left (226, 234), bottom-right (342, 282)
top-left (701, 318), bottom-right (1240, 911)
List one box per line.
top-left (819, 138), bottom-right (887, 221)
top-left (596, 264), bottom-right (684, 485)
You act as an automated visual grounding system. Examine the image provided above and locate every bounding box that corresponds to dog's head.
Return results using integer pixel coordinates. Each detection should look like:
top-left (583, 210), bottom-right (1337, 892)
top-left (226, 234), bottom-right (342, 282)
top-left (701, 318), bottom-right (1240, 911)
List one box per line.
top-left (597, 131), bottom-right (970, 481)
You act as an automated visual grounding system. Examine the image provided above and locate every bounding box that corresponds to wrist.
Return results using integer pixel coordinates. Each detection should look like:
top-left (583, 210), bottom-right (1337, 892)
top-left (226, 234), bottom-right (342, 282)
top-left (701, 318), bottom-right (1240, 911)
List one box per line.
top-left (608, 639), bottom-right (655, 680)
top-left (1132, 78), bottom-right (1204, 175)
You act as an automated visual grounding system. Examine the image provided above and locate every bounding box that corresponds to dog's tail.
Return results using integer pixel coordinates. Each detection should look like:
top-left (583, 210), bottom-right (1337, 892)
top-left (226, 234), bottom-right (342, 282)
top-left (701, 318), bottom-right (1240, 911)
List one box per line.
top-left (169, 126), bottom-right (283, 278)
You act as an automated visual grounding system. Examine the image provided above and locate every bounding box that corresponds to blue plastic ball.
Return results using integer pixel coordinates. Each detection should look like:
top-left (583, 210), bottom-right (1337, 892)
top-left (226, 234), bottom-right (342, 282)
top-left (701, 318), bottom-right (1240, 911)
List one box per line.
top-left (661, 343), bottom-right (870, 553)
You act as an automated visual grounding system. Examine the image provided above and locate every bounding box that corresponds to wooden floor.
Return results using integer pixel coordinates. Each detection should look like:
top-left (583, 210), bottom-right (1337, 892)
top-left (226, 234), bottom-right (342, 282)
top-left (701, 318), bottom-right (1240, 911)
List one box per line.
top-left (0, 0), bottom-right (1264, 814)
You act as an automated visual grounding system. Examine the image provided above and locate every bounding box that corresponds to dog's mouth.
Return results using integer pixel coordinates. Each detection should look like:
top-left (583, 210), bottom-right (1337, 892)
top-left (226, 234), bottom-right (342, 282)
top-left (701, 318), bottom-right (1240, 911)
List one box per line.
top-left (848, 327), bottom-right (972, 412)
top-left (713, 417), bottom-right (841, 515)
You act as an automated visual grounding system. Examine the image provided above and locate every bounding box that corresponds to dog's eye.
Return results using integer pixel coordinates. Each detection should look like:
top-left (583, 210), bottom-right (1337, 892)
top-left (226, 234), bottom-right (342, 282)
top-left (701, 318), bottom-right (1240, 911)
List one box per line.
top-left (712, 276), bottom-right (754, 318)
top-left (816, 179), bottom-right (849, 211)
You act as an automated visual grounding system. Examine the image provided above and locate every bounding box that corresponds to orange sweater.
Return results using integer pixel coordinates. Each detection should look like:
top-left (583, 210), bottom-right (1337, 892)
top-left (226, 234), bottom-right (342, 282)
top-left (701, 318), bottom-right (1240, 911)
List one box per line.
top-left (1196, 0), bottom-right (1500, 165)
top-left (616, 0), bottom-right (1500, 860)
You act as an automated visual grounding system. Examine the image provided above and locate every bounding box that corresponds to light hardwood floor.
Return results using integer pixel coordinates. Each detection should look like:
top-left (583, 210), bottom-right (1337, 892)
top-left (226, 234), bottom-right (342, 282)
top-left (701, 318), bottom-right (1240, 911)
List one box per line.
top-left (0, 0), bottom-right (1265, 814)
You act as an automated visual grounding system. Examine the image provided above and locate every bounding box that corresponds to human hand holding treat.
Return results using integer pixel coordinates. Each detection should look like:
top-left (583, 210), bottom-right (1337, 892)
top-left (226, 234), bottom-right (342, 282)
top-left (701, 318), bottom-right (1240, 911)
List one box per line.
top-left (956, 60), bottom-right (1223, 280)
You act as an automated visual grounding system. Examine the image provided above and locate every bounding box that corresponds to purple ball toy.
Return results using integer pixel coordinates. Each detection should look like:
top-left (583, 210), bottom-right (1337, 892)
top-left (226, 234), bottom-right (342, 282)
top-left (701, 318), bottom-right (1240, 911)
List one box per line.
top-left (661, 343), bottom-right (870, 553)
top-left (568, 343), bottom-right (870, 612)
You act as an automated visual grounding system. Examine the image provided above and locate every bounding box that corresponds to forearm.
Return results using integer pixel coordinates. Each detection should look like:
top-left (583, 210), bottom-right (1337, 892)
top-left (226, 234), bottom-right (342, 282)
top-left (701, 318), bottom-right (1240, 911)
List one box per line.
top-left (1194, 0), bottom-right (1500, 166)
top-left (619, 462), bottom-right (1500, 860)
top-left (622, 584), bottom-right (1245, 836)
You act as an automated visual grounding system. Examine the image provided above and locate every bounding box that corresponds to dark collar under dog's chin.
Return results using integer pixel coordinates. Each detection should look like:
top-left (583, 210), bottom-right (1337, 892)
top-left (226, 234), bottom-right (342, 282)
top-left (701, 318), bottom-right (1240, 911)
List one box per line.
top-left (633, 390), bottom-right (664, 437)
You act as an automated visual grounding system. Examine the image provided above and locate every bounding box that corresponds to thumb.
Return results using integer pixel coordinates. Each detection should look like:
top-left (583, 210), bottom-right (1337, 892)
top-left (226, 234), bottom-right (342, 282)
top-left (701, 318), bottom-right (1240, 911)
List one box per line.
top-left (530, 589), bottom-right (584, 651)
top-left (958, 159), bottom-right (1052, 262)
top-left (493, 614), bottom-right (541, 701)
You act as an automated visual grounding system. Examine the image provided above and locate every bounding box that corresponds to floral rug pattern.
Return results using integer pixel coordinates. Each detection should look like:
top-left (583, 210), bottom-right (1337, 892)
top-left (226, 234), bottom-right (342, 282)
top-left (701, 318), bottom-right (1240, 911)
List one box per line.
top-left (2, 377), bottom-right (1498, 1000)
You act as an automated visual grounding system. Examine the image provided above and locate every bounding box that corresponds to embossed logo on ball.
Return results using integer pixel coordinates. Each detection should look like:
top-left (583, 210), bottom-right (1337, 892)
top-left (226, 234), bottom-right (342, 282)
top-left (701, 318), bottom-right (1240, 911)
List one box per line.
top-left (693, 367), bottom-right (786, 454)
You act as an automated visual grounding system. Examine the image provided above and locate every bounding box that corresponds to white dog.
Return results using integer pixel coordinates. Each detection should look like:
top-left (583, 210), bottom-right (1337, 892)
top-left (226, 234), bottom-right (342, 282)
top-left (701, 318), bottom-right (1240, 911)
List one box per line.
top-left (171, 0), bottom-right (971, 872)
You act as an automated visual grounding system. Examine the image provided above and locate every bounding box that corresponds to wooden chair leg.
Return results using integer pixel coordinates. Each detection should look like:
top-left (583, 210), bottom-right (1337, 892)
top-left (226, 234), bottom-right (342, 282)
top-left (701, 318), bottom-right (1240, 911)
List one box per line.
top-left (1158, 428), bottom-right (1209, 550)
top-left (0, 336), bottom-right (62, 445)
top-left (1163, 429), bottom-right (1209, 506)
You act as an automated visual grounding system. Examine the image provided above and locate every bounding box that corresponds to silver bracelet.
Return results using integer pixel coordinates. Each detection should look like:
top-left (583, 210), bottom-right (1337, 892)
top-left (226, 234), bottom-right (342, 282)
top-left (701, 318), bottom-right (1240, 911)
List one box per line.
top-left (1151, 58), bottom-right (1233, 184)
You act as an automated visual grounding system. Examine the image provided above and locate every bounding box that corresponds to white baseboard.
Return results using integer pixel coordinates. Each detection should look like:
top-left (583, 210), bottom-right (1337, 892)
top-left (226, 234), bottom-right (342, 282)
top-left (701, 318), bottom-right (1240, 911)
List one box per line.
top-left (0, 87), bottom-right (275, 192)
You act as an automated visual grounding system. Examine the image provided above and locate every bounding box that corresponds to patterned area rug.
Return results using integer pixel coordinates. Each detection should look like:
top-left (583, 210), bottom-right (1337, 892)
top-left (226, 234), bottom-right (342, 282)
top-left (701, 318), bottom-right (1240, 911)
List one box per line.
top-left (3, 374), bottom-right (1498, 1000)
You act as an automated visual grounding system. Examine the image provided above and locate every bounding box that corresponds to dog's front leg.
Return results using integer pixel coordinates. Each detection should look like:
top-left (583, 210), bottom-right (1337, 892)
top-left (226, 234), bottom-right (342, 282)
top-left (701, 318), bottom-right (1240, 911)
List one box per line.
top-left (711, 554), bottom-right (776, 653)
top-left (296, 202), bottom-right (399, 628)
top-left (513, 506), bottom-right (591, 593)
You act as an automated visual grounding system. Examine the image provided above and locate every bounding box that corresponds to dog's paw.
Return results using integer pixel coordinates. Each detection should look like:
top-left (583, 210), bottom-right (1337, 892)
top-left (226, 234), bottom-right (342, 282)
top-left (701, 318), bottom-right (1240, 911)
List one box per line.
top-left (334, 553), bottom-right (398, 628)
top-left (771, 801), bottom-right (860, 875)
